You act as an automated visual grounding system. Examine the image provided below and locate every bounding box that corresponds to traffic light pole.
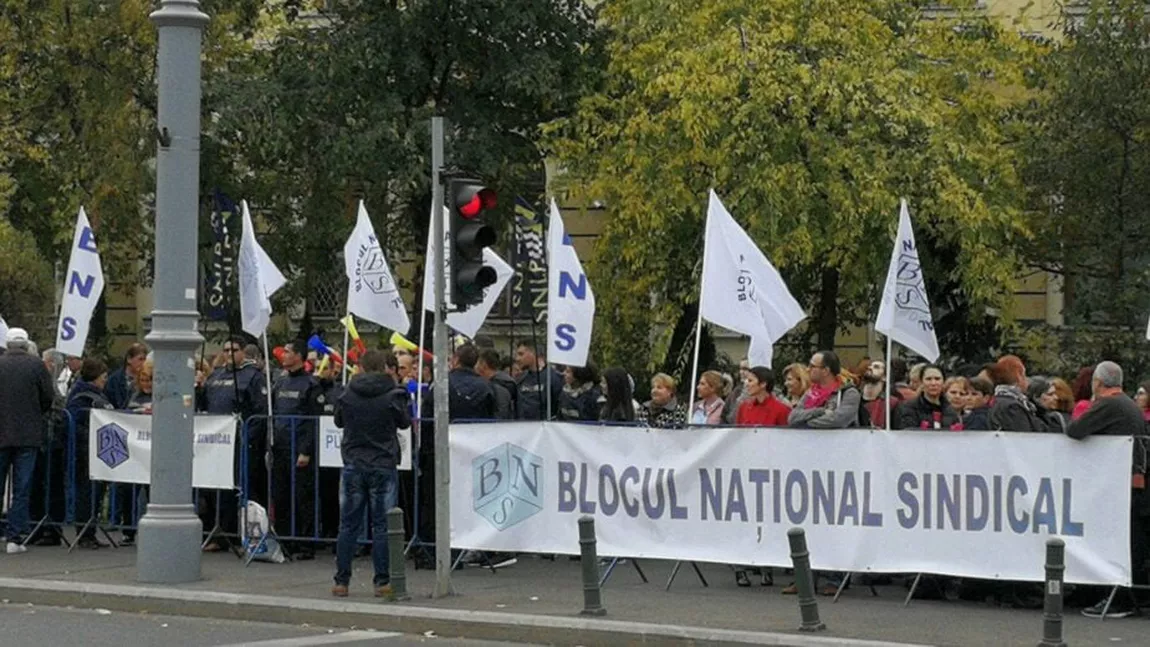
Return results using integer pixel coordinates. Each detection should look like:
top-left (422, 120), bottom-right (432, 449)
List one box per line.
top-left (431, 116), bottom-right (454, 598)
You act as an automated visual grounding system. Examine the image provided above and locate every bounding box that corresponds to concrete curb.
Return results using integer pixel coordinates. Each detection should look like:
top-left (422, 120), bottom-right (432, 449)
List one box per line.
top-left (0, 578), bottom-right (930, 647)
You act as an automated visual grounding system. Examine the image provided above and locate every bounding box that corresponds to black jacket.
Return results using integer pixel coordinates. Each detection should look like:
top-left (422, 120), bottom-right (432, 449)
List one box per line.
top-left (490, 371), bottom-right (517, 420)
top-left (515, 368), bottom-right (563, 420)
top-left (335, 373), bottom-right (410, 470)
top-left (963, 406), bottom-right (991, 431)
top-left (318, 379), bottom-right (343, 417)
top-left (989, 386), bottom-right (1049, 433)
top-left (1067, 393), bottom-right (1148, 475)
top-left (105, 367), bottom-right (132, 410)
top-left (0, 347), bottom-right (56, 449)
top-left (895, 393), bottom-right (960, 431)
top-left (272, 368), bottom-right (322, 456)
top-left (66, 380), bottom-right (115, 447)
top-left (448, 367), bottom-right (496, 421)
top-left (560, 383), bottom-right (603, 422)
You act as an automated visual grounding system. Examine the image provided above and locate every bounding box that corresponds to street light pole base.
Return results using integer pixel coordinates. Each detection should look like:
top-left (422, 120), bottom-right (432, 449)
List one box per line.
top-left (137, 503), bottom-right (202, 584)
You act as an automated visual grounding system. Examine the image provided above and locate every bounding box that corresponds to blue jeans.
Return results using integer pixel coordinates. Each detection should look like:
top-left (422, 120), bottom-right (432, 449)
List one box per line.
top-left (0, 447), bottom-right (39, 542)
top-left (334, 466), bottom-right (398, 587)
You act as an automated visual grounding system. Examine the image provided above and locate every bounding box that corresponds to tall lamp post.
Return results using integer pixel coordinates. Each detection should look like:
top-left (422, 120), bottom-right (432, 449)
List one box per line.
top-left (137, 0), bottom-right (209, 584)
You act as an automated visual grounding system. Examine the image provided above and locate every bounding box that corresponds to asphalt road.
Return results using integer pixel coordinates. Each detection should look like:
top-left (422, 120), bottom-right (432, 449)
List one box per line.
top-left (0, 603), bottom-right (529, 647)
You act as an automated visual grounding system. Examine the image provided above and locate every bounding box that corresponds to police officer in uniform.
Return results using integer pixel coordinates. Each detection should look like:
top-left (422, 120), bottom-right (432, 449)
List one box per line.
top-left (271, 340), bottom-right (322, 559)
top-left (196, 337), bottom-right (268, 551)
top-left (315, 357), bottom-right (344, 541)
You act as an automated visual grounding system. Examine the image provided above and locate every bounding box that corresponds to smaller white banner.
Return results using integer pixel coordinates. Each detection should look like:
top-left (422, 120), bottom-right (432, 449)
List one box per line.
top-left (318, 415), bottom-right (412, 471)
top-left (56, 207), bottom-right (106, 357)
top-left (89, 410), bottom-right (237, 490)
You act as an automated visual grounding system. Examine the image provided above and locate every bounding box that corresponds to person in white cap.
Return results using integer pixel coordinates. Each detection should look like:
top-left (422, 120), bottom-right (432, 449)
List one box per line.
top-left (0, 327), bottom-right (56, 553)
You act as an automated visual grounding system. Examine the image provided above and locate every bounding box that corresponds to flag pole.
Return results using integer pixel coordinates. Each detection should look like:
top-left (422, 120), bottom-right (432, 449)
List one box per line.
top-left (884, 335), bottom-right (893, 432)
top-left (341, 312), bottom-right (351, 386)
top-left (261, 332), bottom-right (275, 515)
top-left (686, 299), bottom-right (705, 420)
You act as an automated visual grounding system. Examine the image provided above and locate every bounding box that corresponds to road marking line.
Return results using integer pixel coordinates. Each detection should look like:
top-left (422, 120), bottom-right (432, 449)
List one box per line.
top-left (215, 630), bottom-right (403, 647)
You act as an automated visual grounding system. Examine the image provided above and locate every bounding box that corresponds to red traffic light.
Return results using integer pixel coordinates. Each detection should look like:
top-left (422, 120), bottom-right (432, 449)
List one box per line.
top-left (459, 187), bottom-right (498, 219)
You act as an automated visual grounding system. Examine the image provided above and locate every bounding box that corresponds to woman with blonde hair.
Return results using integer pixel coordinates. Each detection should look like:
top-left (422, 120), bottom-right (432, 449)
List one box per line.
top-left (640, 373), bottom-right (686, 428)
top-left (781, 364), bottom-right (809, 407)
top-left (691, 370), bottom-right (727, 425)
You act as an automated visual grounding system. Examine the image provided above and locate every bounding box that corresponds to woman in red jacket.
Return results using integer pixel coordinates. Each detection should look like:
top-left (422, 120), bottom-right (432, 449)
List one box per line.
top-left (736, 366), bottom-right (791, 427)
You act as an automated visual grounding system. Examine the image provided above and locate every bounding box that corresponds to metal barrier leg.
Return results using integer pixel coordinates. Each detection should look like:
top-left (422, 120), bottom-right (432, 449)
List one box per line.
top-left (664, 560), bottom-right (684, 591)
top-left (1099, 585), bottom-right (1119, 620)
top-left (904, 573), bottom-right (924, 607)
top-left (832, 572), bottom-right (852, 603)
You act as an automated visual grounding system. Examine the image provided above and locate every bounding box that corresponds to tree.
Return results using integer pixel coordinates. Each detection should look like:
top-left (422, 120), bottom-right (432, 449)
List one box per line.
top-left (546, 0), bottom-right (1041, 375)
top-left (0, 217), bottom-right (57, 340)
top-left (205, 0), bottom-right (603, 336)
top-left (0, 1), bottom-right (261, 346)
top-left (1021, 0), bottom-right (1150, 329)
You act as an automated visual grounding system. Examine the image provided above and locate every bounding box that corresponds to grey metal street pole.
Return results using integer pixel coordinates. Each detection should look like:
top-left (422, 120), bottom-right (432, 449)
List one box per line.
top-left (138, 0), bottom-right (208, 584)
top-left (431, 117), bottom-right (454, 598)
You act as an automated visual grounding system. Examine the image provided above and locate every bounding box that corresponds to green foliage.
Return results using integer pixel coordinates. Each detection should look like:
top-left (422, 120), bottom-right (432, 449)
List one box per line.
top-left (547, 0), bottom-right (1042, 373)
top-left (206, 0), bottom-right (603, 334)
top-left (0, 216), bottom-right (57, 341)
top-left (1021, 0), bottom-right (1150, 328)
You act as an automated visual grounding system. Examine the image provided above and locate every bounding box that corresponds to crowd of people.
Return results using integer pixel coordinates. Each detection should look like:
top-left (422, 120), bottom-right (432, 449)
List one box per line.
top-left (1, 328), bottom-right (1147, 615)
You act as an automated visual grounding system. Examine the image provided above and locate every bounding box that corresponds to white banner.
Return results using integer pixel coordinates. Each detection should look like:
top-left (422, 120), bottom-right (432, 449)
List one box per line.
top-left (344, 200), bottom-right (409, 333)
top-left (875, 199), bottom-right (940, 362)
top-left (238, 200), bottom-right (287, 338)
top-left (546, 199), bottom-right (595, 366)
top-left (699, 190), bottom-right (805, 368)
top-left (422, 207), bottom-right (515, 339)
top-left (318, 415), bottom-right (412, 471)
top-left (89, 410), bottom-right (238, 490)
top-left (451, 422), bottom-right (1132, 586)
top-left (56, 207), bottom-right (105, 357)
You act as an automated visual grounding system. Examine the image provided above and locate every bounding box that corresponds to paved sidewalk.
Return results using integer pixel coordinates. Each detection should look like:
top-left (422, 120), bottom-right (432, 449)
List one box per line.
top-left (0, 547), bottom-right (1146, 646)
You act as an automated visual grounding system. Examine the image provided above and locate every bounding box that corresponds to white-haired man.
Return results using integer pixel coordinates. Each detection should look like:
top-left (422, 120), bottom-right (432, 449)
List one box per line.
top-left (1068, 361), bottom-right (1149, 618)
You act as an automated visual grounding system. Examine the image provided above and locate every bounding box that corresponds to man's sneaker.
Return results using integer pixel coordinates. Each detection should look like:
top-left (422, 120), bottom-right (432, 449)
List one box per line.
top-left (331, 584), bottom-right (349, 598)
top-left (6, 542), bottom-right (28, 555)
top-left (491, 556), bottom-right (517, 569)
top-left (1082, 599), bottom-right (1140, 618)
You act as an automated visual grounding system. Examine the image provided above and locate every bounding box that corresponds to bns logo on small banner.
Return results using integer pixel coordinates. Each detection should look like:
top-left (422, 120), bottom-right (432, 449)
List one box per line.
top-left (96, 423), bottom-right (130, 469)
top-left (472, 443), bottom-right (544, 531)
top-left (355, 234), bottom-right (398, 296)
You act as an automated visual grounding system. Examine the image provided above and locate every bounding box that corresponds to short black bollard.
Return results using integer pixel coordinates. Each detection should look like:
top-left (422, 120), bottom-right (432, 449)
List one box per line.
top-left (578, 516), bottom-right (607, 616)
top-left (1039, 538), bottom-right (1066, 647)
top-left (386, 507), bottom-right (411, 601)
top-left (787, 528), bottom-right (826, 632)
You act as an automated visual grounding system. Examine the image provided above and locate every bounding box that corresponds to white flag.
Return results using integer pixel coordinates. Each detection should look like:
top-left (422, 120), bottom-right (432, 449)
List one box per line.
top-left (344, 201), bottom-right (410, 333)
top-left (547, 199), bottom-right (595, 367)
top-left (700, 190), bottom-right (805, 368)
top-left (56, 207), bottom-right (105, 357)
top-left (0, 313), bottom-right (9, 349)
top-left (422, 207), bottom-right (515, 339)
top-left (876, 199), bottom-right (940, 363)
top-left (238, 200), bottom-right (287, 338)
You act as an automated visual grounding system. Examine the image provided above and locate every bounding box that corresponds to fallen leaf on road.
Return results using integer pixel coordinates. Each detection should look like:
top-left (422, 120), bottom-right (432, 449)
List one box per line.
top-left (95, 609), bottom-right (112, 615)
top-left (161, 624), bottom-right (168, 628)
top-left (529, 596), bottom-right (539, 601)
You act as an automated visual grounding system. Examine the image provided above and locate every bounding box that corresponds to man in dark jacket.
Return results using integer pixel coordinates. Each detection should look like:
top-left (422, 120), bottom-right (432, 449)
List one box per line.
top-left (476, 348), bottom-right (516, 420)
top-left (105, 342), bottom-right (148, 410)
top-left (270, 340), bottom-right (323, 559)
top-left (0, 328), bottom-right (56, 553)
top-left (448, 344), bottom-right (496, 421)
top-left (330, 350), bottom-right (410, 597)
top-left (513, 342), bottom-right (562, 420)
top-left (1067, 361), bottom-right (1150, 618)
top-left (66, 358), bottom-right (116, 549)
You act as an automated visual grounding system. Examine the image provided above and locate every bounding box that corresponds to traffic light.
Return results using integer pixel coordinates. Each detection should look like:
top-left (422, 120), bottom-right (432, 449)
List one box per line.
top-left (447, 178), bottom-right (498, 310)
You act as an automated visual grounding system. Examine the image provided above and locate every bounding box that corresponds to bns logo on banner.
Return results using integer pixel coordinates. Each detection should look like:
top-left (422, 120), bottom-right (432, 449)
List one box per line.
top-left (472, 443), bottom-right (544, 531)
top-left (97, 423), bottom-right (130, 469)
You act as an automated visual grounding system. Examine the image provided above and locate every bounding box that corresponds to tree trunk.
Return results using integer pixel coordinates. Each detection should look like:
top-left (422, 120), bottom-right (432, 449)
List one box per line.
top-left (815, 267), bottom-right (839, 351)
